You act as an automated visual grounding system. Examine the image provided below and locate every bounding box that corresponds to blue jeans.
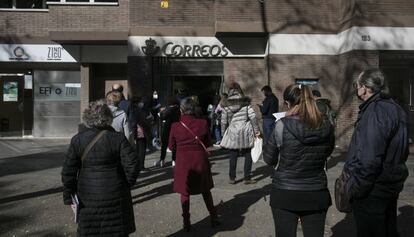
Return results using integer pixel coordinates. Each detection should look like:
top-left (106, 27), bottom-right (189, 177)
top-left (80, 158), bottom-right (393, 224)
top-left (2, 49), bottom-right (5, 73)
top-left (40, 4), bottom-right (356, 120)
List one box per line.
top-left (263, 118), bottom-right (275, 144)
top-left (228, 148), bottom-right (253, 180)
top-left (214, 125), bottom-right (221, 143)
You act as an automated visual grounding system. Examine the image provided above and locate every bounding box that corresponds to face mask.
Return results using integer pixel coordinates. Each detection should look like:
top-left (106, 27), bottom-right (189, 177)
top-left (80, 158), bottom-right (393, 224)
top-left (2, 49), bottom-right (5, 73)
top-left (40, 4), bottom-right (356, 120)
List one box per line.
top-left (153, 91), bottom-right (158, 100)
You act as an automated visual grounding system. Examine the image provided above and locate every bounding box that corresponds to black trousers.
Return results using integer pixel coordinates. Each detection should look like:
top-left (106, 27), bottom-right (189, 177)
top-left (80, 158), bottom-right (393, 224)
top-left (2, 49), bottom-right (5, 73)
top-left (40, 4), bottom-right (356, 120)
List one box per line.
top-left (135, 138), bottom-right (146, 169)
top-left (228, 148), bottom-right (252, 180)
top-left (352, 196), bottom-right (399, 237)
top-left (271, 208), bottom-right (327, 237)
top-left (160, 129), bottom-right (176, 162)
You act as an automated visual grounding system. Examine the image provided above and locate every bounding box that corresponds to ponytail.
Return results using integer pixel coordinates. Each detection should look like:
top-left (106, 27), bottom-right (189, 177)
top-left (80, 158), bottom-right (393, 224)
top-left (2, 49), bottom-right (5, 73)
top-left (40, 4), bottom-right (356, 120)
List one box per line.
top-left (298, 85), bottom-right (322, 128)
top-left (283, 84), bottom-right (322, 129)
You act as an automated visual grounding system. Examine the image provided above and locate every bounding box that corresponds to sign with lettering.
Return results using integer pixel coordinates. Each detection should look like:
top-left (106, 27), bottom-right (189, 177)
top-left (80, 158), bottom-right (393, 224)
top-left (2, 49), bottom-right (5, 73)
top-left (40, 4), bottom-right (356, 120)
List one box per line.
top-left (0, 44), bottom-right (78, 62)
top-left (3, 82), bottom-right (18, 102)
top-left (161, 0), bottom-right (168, 8)
top-left (35, 83), bottom-right (80, 101)
top-left (129, 36), bottom-right (265, 58)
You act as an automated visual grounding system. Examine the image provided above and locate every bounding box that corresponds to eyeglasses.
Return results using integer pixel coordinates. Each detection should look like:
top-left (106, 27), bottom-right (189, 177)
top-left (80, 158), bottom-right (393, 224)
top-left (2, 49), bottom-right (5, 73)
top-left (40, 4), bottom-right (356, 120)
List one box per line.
top-left (353, 83), bottom-right (363, 90)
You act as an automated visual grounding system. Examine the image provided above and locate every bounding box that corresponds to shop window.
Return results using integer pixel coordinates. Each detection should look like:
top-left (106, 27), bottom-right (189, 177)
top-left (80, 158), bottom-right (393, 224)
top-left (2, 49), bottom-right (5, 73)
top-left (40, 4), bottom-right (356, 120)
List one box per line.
top-left (0, 1), bottom-right (13, 8)
top-left (16, 0), bottom-right (45, 9)
top-left (295, 78), bottom-right (320, 92)
top-left (46, 0), bottom-right (118, 3)
top-left (0, 0), bottom-right (47, 9)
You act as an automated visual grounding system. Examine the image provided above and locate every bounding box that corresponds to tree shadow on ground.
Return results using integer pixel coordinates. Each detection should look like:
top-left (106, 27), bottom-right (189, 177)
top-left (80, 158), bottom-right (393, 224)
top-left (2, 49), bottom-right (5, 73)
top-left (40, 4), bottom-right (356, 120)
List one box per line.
top-left (0, 186), bottom-right (63, 205)
top-left (0, 202), bottom-right (27, 235)
top-left (330, 213), bottom-right (356, 237)
top-left (397, 205), bottom-right (414, 237)
top-left (327, 152), bottom-right (347, 169)
top-left (165, 184), bottom-right (271, 237)
top-left (0, 151), bottom-right (66, 177)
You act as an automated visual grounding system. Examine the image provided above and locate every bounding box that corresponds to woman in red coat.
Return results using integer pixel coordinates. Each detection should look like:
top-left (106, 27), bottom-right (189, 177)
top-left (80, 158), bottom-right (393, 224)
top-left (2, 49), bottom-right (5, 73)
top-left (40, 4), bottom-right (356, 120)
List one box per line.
top-left (168, 97), bottom-right (219, 232)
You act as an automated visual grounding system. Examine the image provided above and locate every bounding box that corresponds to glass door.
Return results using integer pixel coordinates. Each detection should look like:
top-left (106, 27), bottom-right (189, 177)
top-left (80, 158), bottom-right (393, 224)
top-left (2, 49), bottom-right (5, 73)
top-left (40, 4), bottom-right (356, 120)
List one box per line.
top-left (0, 75), bottom-right (24, 137)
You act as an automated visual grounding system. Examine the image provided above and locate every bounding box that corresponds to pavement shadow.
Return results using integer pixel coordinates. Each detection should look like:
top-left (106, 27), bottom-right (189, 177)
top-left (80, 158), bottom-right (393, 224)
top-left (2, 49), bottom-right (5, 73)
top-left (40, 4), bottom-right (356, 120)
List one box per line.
top-left (0, 202), bottom-right (28, 235)
top-left (397, 205), bottom-right (414, 237)
top-left (327, 152), bottom-right (347, 169)
top-left (0, 151), bottom-right (66, 177)
top-left (165, 184), bottom-right (272, 237)
top-left (330, 213), bottom-right (356, 237)
top-left (0, 186), bottom-right (63, 205)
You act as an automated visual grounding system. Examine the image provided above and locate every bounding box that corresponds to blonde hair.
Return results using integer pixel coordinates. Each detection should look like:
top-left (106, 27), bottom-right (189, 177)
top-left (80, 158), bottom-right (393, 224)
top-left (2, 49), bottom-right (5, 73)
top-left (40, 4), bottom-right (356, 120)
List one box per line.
top-left (106, 91), bottom-right (122, 106)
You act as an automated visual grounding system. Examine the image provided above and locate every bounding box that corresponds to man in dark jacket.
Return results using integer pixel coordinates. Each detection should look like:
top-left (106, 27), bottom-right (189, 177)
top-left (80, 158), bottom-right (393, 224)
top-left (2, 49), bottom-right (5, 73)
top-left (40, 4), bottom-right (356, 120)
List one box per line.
top-left (154, 96), bottom-right (181, 167)
top-left (343, 68), bottom-right (409, 237)
top-left (259, 85), bottom-right (279, 144)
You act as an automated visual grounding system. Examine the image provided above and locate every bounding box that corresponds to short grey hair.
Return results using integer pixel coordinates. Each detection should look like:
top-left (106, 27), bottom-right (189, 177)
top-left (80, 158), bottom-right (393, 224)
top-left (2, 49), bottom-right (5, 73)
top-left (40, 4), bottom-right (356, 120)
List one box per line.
top-left (82, 100), bottom-right (113, 128)
top-left (180, 97), bottom-right (196, 115)
top-left (356, 68), bottom-right (389, 94)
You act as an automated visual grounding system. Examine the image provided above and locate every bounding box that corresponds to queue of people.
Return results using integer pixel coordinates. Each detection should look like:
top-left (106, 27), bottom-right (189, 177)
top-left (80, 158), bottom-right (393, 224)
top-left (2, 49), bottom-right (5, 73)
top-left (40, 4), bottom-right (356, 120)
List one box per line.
top-left (62, 68), bottom-right (409, 237)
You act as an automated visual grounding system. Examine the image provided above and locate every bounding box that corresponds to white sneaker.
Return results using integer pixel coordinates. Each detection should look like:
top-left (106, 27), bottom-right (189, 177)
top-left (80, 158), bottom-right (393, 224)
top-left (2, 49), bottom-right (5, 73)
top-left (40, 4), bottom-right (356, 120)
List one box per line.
top-left (172, 161), bottom-right (175, 167)
top-left (154, 160), bottom-right (165, 167)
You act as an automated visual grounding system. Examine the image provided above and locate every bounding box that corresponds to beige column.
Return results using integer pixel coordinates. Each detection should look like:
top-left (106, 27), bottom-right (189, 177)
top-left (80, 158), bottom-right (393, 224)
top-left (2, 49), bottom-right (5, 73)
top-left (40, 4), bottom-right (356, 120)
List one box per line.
top-left (80, 64), bottom-right (90, 122)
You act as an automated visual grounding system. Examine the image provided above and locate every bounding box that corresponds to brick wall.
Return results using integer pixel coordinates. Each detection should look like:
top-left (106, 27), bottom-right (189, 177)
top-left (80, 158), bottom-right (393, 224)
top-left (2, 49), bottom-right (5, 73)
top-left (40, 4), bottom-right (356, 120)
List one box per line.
top-left (268, 51), bottom-right (379, 148)
top-left (0, 12), bottom-right (49, 39)
top-left (223, 58), bottom-right (266, 119)
top-left (48, 1), bottom-right (129, 32)
top-left (129, 0), bottom-right (215, 27)
top-left (216, 0), bottom-right (340, 33)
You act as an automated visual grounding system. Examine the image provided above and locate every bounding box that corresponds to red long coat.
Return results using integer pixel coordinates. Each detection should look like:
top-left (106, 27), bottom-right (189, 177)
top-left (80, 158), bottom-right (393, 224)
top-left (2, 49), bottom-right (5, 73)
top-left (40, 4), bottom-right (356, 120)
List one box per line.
top-left (168, 115), bottom-right (213, 195)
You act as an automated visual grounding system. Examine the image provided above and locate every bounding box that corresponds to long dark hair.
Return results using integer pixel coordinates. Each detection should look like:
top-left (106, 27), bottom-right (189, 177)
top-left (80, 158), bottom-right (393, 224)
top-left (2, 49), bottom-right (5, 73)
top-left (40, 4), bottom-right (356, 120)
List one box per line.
top-left (283, 84), bottom-right (322, 129)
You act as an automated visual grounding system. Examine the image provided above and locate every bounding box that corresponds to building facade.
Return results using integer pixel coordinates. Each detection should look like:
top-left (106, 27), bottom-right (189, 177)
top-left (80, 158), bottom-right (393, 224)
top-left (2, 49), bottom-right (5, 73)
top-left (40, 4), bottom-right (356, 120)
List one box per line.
top-left (0, 0), bottom-right (413, 147)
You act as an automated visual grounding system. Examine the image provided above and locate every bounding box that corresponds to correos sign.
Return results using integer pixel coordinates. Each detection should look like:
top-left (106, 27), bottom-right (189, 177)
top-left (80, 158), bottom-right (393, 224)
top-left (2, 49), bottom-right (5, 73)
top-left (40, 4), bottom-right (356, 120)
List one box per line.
top-left (162, 42), bottom-right (229, 57)
top-left (129, 36), bottom-right (243, 57)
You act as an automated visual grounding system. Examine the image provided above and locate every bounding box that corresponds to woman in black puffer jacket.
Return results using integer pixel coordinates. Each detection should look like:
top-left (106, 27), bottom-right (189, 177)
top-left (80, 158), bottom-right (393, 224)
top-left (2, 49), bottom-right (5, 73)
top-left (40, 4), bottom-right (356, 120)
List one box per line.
top-left (62, 100), bottom-right (139, 237)
top-left (263, 84), bottom-right (335, 237)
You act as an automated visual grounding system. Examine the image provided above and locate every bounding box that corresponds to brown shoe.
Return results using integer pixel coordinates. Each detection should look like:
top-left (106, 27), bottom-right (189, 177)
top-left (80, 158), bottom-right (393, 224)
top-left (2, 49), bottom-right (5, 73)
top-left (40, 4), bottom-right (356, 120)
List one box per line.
top-left (244, 179), bottom-right (257, 185)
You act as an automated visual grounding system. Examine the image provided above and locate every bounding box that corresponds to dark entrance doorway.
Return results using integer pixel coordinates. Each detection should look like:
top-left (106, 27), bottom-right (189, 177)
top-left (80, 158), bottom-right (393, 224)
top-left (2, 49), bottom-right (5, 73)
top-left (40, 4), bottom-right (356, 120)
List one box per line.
top-left (0, 75), bottom-right (25, 136)
top-left (172, 76), bottom-right (222, 114)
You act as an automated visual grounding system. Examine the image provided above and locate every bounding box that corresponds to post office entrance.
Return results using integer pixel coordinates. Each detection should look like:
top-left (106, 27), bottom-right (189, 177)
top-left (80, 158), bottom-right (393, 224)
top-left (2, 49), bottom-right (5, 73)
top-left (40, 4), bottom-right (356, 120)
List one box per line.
top-left (172, 76), bottom-right (223, 113)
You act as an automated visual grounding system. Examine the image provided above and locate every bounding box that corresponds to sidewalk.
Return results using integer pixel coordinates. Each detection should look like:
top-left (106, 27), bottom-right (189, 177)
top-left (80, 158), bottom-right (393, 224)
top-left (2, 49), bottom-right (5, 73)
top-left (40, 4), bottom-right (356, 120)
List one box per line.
top-left (0, 139), bottom-right (413, 237)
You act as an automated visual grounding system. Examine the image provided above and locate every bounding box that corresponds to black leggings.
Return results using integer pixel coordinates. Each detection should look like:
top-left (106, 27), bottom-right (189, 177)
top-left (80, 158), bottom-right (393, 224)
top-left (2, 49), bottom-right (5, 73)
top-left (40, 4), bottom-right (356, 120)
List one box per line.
top-left (271, 208), bottom-right (327, 237)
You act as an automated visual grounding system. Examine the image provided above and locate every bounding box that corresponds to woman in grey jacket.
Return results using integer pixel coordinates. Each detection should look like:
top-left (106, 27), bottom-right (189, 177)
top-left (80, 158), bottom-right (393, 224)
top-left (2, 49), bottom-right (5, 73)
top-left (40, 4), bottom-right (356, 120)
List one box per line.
top-left (107, 91), bottom-right (133, 143)
top-left (220, 82), bottom-right (260, 184)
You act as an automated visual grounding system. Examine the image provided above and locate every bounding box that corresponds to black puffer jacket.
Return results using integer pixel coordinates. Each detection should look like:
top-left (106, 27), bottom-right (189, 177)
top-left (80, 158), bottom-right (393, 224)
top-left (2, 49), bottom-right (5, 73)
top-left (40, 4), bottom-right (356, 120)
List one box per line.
top-left (263, 116), bottom-right (335, 191)
top-left (62, 127), bottom-right (139, 237)
top-left (344, 93), bottom-right (409, 200)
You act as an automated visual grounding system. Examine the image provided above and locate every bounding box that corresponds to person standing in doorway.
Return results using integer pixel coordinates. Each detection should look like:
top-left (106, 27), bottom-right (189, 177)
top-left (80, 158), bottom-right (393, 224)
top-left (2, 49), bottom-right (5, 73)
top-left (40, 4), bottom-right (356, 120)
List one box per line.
top-left (112, 83), bottom-right (130, 115)
top-left (154, 96), bottom-right (181, 167)
top-left (342, 68), bottom-right (409, 237)
top-left (220, 82), bottom-right (260, 184)
top-left (259, 85), bottom-right (279, 144)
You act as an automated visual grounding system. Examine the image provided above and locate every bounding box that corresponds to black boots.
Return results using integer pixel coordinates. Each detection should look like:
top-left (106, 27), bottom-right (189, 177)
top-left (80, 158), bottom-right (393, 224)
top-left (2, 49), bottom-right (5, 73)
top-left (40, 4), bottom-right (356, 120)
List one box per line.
top-left (182, 213), bottom-right (191, 232)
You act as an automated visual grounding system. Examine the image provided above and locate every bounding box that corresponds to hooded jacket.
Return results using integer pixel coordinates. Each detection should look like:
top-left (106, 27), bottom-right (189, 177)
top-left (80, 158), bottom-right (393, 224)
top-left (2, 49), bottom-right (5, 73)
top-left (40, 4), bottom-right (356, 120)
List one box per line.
top-left (263, 116), bottom-right (335, 191)
top-left (220, 90), bottom-right (260, 149)
top-left (109, 105), bottom-right (132, 142)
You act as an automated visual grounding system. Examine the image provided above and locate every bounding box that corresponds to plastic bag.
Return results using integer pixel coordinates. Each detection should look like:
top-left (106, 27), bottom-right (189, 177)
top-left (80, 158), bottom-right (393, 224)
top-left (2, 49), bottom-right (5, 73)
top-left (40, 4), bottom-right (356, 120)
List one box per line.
top-left (251, 137), bottom-right (263, 163)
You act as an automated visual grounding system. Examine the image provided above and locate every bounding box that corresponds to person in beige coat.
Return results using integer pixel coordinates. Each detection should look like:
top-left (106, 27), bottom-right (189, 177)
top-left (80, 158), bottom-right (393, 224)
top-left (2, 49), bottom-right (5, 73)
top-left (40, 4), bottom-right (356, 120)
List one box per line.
top-left (220, 82), bottom-right (260, 184)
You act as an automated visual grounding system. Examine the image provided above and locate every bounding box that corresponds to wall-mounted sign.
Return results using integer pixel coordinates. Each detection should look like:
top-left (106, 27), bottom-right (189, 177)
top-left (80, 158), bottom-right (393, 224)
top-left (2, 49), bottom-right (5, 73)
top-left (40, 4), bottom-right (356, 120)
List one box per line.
top-left (3, 81), bottom-right (18, 102)
top-left (35, 83), bottom-right (80, 101)
top-left (161, 0), bottom-right (168, 8)
top-left (129, 36), bottom-right (264, 58)
top-left (0, 44), bottom-right (79, 62)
